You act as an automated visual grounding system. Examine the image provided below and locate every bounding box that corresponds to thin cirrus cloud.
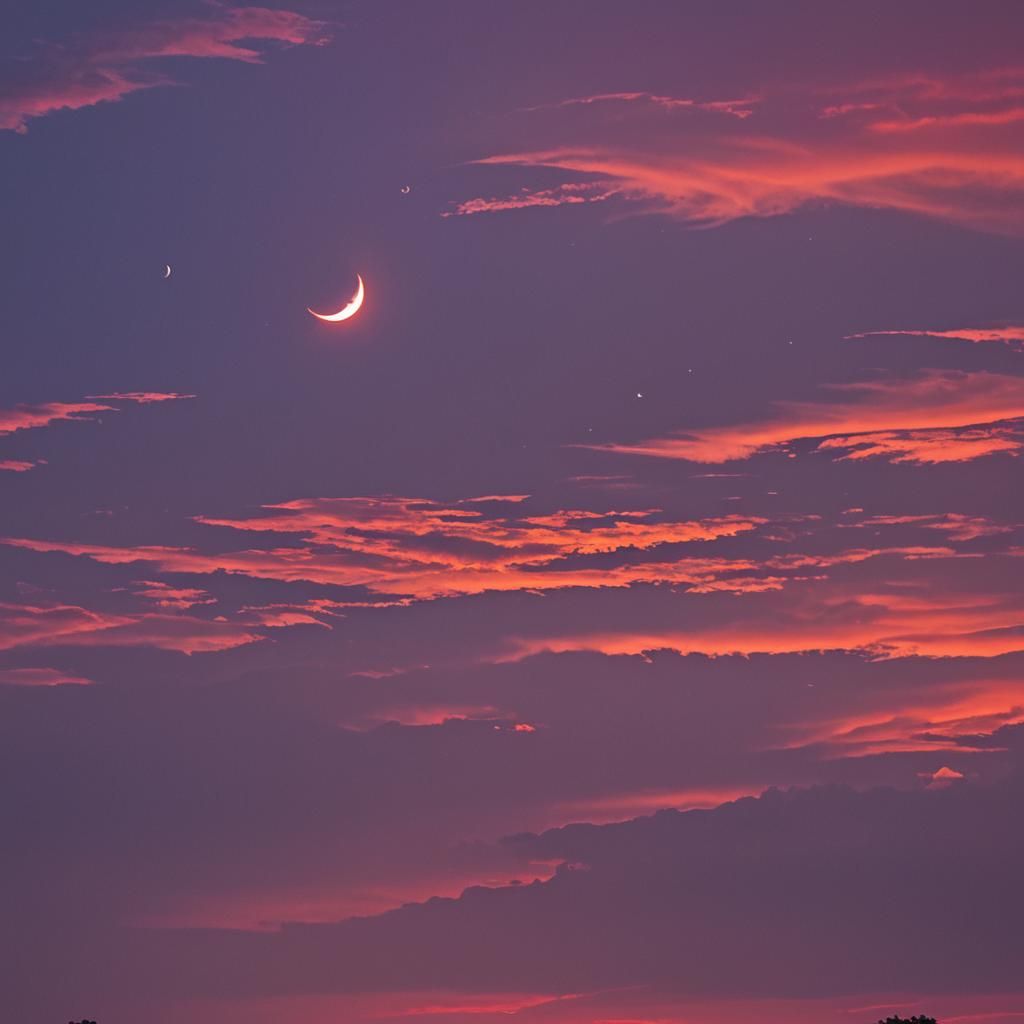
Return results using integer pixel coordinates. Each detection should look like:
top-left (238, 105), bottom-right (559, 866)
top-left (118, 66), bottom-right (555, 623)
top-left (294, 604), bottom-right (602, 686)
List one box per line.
top-left (0, 667), bottom-right (94, 687)
top-left (0, 5), bottom-right (328, 133)
top-left (519, 90), bottom-right (759, 117)
top-left (449, 68), bottom-right (1024, 234)
top-left (846, 325), bottom-right (1024, 345)
top-left (587, 370), bottom-right (1024, 464)
top-left (0, 600), bottom-right (261, 655)
top-left (0, 392), bottom-right (193, 470)
top-left (0, 392), bottom-right (193, 437)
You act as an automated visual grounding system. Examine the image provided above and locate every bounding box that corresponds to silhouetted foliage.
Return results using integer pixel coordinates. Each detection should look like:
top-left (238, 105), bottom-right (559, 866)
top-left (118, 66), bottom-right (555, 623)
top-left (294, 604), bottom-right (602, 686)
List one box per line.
top-left (68, 1019), bottom-right (97, 1023)
top-left (876, 1017), bottom-right (937, 1024)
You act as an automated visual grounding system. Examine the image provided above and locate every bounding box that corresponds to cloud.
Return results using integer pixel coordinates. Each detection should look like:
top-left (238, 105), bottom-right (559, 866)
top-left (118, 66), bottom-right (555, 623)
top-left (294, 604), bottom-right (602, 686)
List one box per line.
top-left (3, 497), bottom-right (765, 599)
top-left (0, 392), bottom-right (192, 437)
top-left (0, 391), bottom-right (193, 469)
top-left (0, 400), bottom-right (114, 437)
top-left (0, 600), bottom-right (261, 654)
top-left (451, 68), bottom-right (1024, 234)
top-left (817, 426), bottom-right (1024, 464)
top-left (443, 182), bottom-right (621, 218)
top-left (588, 370), bottom-right (1024, 463)
top-left (520, 92), bottom-right (758, 118)
top-left (0, 667), bottom-right (93, 687)
top-left (36, 749), bottom-right (1024, 1006)
top-left (854, 513), bottom-right (1016, 541)
top-left (846, 326), bottom-right (1024, 345)
top-left (0, 5), bottom-right (328, 133)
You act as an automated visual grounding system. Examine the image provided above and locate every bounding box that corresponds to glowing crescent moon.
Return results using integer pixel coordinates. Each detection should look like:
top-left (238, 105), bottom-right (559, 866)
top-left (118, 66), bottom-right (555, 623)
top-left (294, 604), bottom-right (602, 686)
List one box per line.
top-left (163, 264), bottom-right (172, 279)
top-left (307, 275), bottom-right (364, 323)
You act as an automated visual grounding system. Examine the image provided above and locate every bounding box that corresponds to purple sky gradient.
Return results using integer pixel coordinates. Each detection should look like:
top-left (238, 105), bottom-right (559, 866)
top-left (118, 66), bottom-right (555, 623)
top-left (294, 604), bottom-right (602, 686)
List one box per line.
top-left (3, 3), bottom-right (1024, 1021)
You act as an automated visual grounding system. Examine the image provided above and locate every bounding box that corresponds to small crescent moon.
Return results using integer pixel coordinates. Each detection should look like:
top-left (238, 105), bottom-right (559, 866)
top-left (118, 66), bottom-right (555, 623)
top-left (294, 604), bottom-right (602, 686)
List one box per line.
top-left (163, 264), bottom-right (172, 279)
top-left (307, 275), bottom-right (364, 323)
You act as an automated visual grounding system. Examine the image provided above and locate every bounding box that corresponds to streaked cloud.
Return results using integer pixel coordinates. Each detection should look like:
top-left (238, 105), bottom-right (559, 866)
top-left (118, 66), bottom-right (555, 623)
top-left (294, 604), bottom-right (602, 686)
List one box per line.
top-left (589, 370), bottom-right (1024, 463)
top-left (451, 68), bottom-right (1024, 234)
top-left (0, 5), bottom-right (328, 133)
top-left (846, 325), bottom-right (1024, 345)
top-left (3, 497), bottom-right (765, 599)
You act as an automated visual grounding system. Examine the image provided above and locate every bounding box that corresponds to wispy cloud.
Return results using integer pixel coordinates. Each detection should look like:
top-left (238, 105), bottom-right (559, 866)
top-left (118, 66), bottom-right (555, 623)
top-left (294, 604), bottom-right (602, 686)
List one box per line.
top-left (588, 370), bottom-right (1024, 463)
top-left (3, 497), bottom-right (765, 599)
top-left (0, 5), bottom-right (329, 133)
top-left (450, 68), bottom-right (1024, 234)
top-left (846, 325), bottom-right (1024, 345)
top-left (0, 392), bottom-right (192, 437)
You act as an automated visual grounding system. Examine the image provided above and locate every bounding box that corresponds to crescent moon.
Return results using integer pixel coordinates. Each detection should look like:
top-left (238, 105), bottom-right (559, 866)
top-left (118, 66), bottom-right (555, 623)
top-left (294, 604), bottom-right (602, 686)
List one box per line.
top-left (163, 264), bottom-right (172, 279)
top-left (307, 275), bottom-right (364, 323)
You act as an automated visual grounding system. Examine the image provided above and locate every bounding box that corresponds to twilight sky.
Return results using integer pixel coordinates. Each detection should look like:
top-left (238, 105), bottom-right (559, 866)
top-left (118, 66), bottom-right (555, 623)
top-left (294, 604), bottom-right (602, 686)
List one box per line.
top-left (3, 3), bottom-right (1024, 1022)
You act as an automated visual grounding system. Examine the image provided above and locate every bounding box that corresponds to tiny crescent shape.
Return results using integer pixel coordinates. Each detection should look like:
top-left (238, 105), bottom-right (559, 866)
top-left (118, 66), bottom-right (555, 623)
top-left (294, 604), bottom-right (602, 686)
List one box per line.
top-left (308, 275), bottom-right (364, 323)
top-left (163, 264), bottom-right (172, 279)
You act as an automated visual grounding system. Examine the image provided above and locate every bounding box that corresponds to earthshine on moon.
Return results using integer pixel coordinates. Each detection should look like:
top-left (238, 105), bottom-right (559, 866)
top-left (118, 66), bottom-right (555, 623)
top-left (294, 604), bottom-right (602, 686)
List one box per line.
top-left (307, 274), bottom-right (365, 323)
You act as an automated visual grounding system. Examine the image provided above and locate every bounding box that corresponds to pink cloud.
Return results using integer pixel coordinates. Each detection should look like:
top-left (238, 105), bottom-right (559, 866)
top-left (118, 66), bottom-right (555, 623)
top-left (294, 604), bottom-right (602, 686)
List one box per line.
top-left (0, 392), bottom-right (192, 437)
top-left (87, 391), bottom-right (197, 403)
top-left (443, 182), bottom-right (621, 218)
top-left (846, 325), bottom-right (1024, 345)
top-left (0, 459), bottom-right (40, 472)
top-left (452, 67), bottom-right (1024, 234)
top-left (0, 667), bottom-right (94, 687)
top-left (0, 601), bottom-right (260, 654)
top-left (521, 91), bottom-right (758, 118)
top-left (1, 6), bottom-right (328, 133)
top-left (588, 370), bottom-right (1024, 463)
top-left (855, 512), bottom-right (1016, 541)
top-left (0, 401), bottom-right (114, 437)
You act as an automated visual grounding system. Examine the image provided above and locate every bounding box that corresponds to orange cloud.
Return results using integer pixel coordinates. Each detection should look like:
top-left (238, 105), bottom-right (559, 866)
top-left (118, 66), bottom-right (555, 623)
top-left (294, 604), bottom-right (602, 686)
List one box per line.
top-left (507, 572), bottom-right (1024, 662)
top-left (1, 6), bottom-right (328, 133)
top-left (589, 370), bottom-right (1024, 463)
top-left (3, 498), bottom-right (766, 599)
top-left (816, 426), bottom-right (1023, 464)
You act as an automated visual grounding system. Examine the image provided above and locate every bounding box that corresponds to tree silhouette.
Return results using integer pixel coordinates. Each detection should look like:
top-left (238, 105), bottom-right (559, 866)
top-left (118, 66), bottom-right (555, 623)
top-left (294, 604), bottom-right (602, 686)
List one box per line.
top-left (876, 1017), bottom-right (937, 1024)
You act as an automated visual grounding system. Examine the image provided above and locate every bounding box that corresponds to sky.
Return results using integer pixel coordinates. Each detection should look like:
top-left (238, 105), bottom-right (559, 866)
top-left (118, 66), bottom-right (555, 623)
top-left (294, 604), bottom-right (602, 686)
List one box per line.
top-left (3, 2), bottom-right (1024, 1021)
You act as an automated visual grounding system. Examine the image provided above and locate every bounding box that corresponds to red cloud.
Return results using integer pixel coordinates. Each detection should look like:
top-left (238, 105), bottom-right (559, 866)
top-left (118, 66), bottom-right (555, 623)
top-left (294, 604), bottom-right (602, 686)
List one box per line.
top-left (0, 459), bottom-right (39, 472)
top-left (589, 370), bottom-right (1024, 463)
top-left (451, 67), bottom-right (1024, 234)
top-left (1, 6), bottom-right (328, 133)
